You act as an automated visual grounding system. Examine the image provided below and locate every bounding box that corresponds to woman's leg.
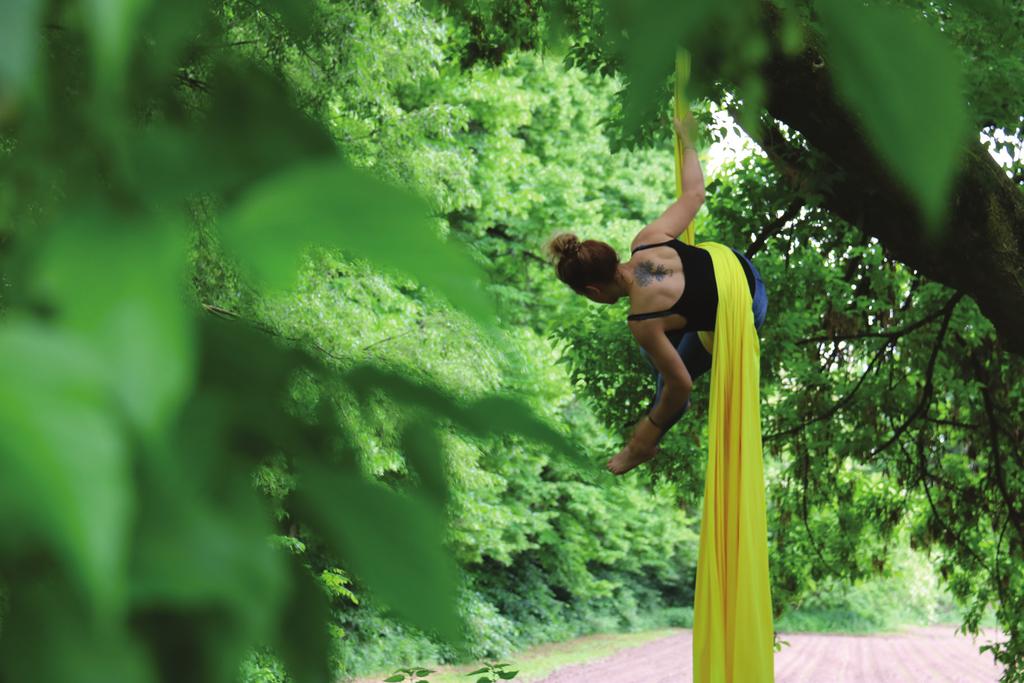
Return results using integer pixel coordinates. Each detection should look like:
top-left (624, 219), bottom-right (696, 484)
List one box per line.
top-left (644, 331), bottom-right (712, 441)
top-left (736, 248), bottom-right (768, 330)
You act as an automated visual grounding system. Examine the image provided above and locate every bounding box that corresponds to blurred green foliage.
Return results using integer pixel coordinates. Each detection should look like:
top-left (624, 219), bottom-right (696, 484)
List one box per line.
top-left (0, 1), bottom-right (604, 682)
top-left (813, 0), bottom-right (970, 228)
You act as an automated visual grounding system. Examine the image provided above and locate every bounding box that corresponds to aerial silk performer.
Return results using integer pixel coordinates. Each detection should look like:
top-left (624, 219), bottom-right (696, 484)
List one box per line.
top-left (544, 51), bottom-right (774, 682)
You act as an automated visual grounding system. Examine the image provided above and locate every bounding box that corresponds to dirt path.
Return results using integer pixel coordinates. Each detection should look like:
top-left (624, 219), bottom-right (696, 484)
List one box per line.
top-left (532, 625), bottom-right (1006, 682)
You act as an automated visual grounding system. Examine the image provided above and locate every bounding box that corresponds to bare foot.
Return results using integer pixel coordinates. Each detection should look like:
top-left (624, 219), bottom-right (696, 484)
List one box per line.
top-left (606, 442), bottom-right (659, 475)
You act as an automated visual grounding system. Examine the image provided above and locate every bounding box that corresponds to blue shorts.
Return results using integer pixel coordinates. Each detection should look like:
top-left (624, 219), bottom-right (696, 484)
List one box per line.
top-left (639, 247), bottom-right (767, 440)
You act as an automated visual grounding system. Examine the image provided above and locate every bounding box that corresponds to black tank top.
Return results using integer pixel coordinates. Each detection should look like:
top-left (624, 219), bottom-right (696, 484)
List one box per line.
top-left (626, 240), bottom-right (755, 331)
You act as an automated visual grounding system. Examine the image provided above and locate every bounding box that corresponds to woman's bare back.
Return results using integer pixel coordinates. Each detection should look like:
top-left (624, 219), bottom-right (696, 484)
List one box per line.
top-left (627, 244), bottom-right (690, 332)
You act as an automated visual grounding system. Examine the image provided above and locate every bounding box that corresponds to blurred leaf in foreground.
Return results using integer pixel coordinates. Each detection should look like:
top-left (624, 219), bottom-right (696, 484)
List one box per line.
top-left (294, 456), bottom-right (464, 648)
top-left (33, 211), bottom-right (195, 438)
top-left (0, 322), bottom-right (130, 615)
top-left (218, 159), bottom-right (495, 324)
top-left (344, 364), bottom-right (594, 477)
top-left (0, 0), bottom-right (45, 108)
top-left (815, 0), bottom-right (970, 229)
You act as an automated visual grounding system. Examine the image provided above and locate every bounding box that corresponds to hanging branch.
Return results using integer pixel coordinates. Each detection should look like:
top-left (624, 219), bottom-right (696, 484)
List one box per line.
top-left (797, 296), bottom-right (958, 346)
top-left (901, 430), bottom-right (987, 565)
top-left (865, 292), bottom-right (963, 461)
top-left (993, 513), bottom-right (1012, 614)
top-left (771, 291), bottom-right (963, 443)
top-left (795, 432), bottom-right (842, 578)
top-left (765, 339), bottom-right (890, 441)
top-left (977, 361), bottom-right (1024, 546)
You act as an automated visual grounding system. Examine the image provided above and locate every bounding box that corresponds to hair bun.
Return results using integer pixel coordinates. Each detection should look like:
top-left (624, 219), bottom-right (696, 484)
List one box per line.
top-left (545, 232), bottom-right (620, 292)
top-left (546, 232), bottom-right (581, 262)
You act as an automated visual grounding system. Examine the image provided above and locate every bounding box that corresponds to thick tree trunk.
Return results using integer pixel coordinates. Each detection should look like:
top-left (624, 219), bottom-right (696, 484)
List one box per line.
top-left (753, 8), bottom-right (1024, 355)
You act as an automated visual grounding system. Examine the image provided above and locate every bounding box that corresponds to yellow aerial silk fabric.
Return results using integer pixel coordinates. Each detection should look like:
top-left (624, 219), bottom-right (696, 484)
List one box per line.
top-left (672, 49), bottom-right (774, 682)
top-left (673, 49), bottom-right (696, 248)
top-left (690, 242), bottom-right (775, 682)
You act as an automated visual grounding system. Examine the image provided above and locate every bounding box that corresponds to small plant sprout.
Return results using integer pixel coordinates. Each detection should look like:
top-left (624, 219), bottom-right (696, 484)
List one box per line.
top-left (464, 661), bottom-right (519, 681)
top-left (383, 666), bottom-right (436, 682)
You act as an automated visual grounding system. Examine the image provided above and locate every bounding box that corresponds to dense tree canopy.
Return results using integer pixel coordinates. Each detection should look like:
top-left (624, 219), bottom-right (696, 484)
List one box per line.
top-left (437, 0), bottom-right (1024, 672)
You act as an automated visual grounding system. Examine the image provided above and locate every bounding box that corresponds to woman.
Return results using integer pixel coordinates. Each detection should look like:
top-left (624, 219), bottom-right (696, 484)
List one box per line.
top-left (546, 114), bottom-right (768, 475)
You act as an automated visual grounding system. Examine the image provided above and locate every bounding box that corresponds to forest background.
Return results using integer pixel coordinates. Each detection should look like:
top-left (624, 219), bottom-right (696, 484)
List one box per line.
top-left (0, 0), bottom-right (1022, 682)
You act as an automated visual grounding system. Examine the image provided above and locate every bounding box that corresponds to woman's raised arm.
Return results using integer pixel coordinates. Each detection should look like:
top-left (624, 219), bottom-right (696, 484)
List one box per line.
top-left (630, 113), bottom-right (705, 249)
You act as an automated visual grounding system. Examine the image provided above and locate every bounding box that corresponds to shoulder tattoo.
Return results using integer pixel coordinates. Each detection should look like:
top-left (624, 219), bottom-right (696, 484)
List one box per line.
top-left (635, 260), bottom-right (671, 287)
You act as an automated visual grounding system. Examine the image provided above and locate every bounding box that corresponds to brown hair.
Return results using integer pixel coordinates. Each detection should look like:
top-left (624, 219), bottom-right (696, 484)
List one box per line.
top-left (545, 232), bottom-right (619, 293)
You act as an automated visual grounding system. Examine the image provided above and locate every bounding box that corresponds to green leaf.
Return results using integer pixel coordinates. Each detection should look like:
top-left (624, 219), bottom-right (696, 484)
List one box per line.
top-left (0, 575), bottom-right (154, 683)
top-left (608, 0), bottom-right (719, 140)
top-left (400, 417), bottom-right (449, 508)
top-left (80, 0), bottom-right (153, 94)
top-left (344, 365), bottom-right (589, 474)
top-left (293, 458), bottom-right (464, 645)
top-left (276, 559), bottom-right (331, 683)
top-left (196, 63), bottom-right (338, 196)
top-left (255, 0), bottom-right (316, 40)
top-left (0, 0), bottom-right (45, 101)
top-left (466, 668), bottom-right (489, 676)
top-left (951, 0), bottom-right (1006, 19)
top-left (0, 322), bottom-right (130, 614)
top-left (815, 0), bottom-right (969, 228)
top-left (497, 671), bottom-right (518, 680)
top-left (218, 159), bottom-right (495, 323)
top-left (384, 675), bottom-right (406, 682)
top-left (34, 212), bottom-right (195, 437)
top-left (130, 465), bottom-right (287, 683)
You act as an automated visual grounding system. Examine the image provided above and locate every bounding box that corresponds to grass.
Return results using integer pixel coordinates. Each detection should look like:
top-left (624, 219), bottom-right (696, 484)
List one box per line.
top-left (773, 598), bottom-right (1001, 636)
top-left (347, 627), bottom-right (682, 683)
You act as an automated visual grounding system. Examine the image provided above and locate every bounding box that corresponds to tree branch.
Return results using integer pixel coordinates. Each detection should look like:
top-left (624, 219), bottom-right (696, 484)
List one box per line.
top-left (746, 198), bottom-right (804, 258)
top-left (765, 339), bottom-right (890, 442)
top-left (797, 297), bottom-right (957, 346)
top-left (200, 302), bottom-right (349, 364)
top-left (968, 340), bottom-right (1024, 546)
top-left (752, 1), bottom-right (1024, 356)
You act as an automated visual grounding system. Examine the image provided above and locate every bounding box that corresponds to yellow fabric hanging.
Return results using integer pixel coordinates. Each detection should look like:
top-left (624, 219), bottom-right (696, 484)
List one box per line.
top-left (673, 51), bottom-right (775, 682)
top-left (690, 242), bottom-right (775, 682)
top-left (673, 49), bottom-right (695, 247)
